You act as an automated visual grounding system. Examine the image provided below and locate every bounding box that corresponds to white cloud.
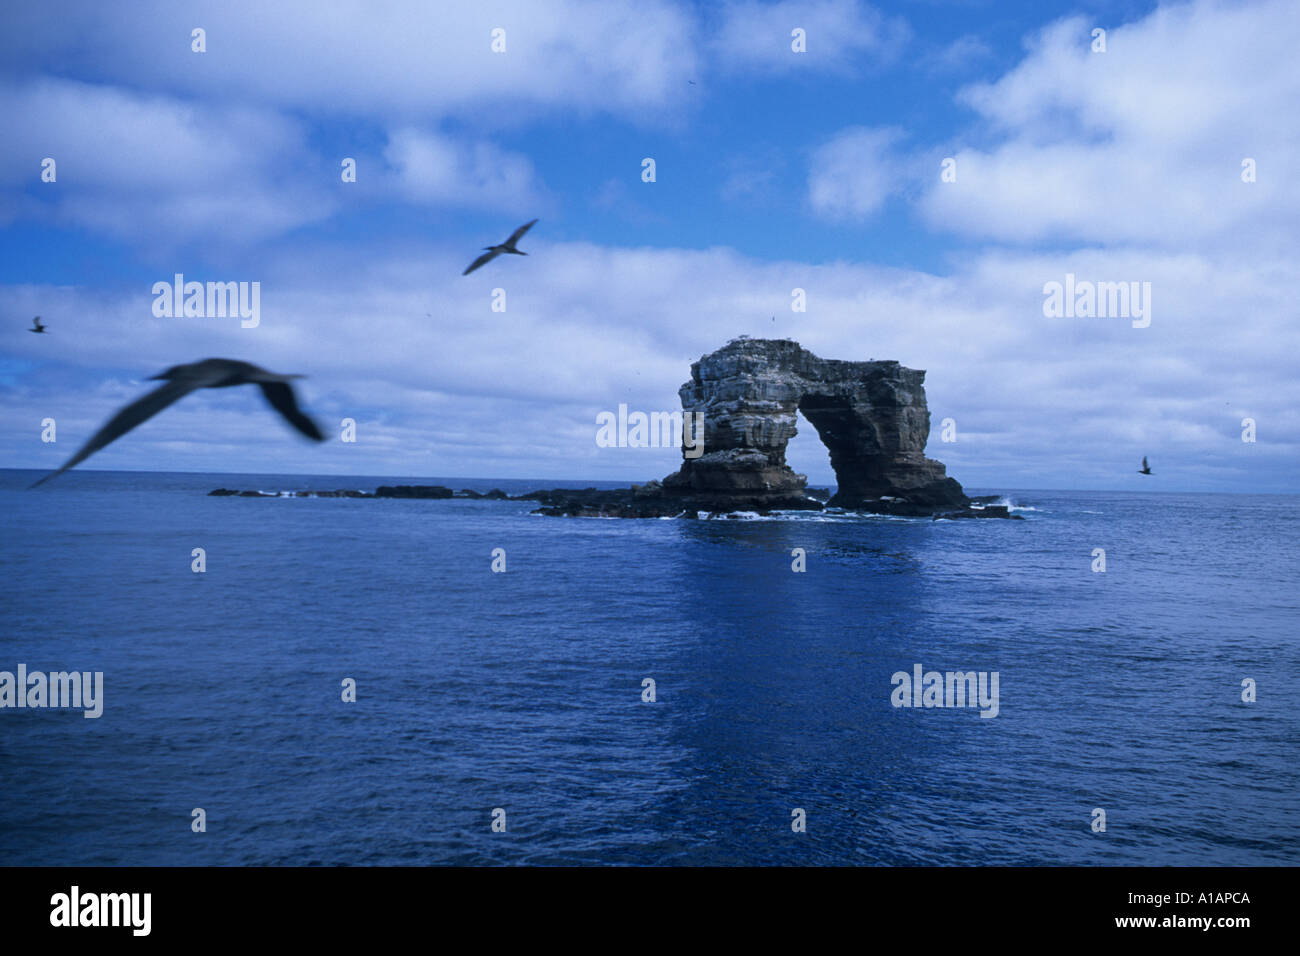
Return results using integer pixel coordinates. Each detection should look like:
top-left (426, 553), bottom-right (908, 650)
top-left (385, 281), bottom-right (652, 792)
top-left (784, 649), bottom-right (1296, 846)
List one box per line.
top-left (807, 126), bottom-right (908, 220)
top-left (0, 77), bottom-right (333, 244)
top-left (917, 1), bottom-right (1300, 245)
top-left (383, 128), bottom-right (542, 210)
top-left (709, 0), bottom-right (907, 74)
top-left (796, 2), bottom-right (1300, 246)
top-left (0, 0), bottom-right (701, 123)
top-left (0, 78), bottom-right (551, 243)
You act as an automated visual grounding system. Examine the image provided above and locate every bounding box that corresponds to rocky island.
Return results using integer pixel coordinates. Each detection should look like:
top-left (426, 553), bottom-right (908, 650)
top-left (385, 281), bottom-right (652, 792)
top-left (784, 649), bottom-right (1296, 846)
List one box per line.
top-left (527, 338), bottom-right (1010, 519)
top-left (210, 338), bottom-right (1016, 519)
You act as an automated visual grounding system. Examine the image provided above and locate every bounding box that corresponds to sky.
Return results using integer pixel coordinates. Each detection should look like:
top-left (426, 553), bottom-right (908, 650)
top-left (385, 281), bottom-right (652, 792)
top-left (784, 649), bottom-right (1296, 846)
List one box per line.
top-left (1, 0), bottom-right (1296, 492)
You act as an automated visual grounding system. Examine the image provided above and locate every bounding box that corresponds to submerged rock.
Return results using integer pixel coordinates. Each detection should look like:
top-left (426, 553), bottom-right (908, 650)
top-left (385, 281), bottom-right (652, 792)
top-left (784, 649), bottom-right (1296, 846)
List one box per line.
top-left (208, 488), bottom-right (373, 498)
top-left (374, 485), bottom-right (454, 498)
top-left (454, 488), bottom-right (512, 500)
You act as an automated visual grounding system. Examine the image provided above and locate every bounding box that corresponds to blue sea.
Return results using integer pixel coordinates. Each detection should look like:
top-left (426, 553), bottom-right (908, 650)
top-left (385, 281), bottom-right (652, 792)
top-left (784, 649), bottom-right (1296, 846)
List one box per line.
top-left (1, 469), bottom-right (1297, 866)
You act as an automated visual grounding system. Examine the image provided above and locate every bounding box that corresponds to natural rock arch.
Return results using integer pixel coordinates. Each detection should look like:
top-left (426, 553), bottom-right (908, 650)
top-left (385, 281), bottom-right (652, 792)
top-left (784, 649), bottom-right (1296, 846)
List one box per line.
top-left (661, 338), bottom-right (967, 509)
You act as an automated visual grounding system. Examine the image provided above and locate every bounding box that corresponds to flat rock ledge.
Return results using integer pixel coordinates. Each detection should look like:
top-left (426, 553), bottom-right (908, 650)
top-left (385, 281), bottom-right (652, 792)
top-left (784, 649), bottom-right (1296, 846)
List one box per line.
top-left (208, 485), bottom-right (509, 500)
top-left (206, 483), bottom-right (1020, 519)
top-left (518, 483), bottom-right (1020, 520)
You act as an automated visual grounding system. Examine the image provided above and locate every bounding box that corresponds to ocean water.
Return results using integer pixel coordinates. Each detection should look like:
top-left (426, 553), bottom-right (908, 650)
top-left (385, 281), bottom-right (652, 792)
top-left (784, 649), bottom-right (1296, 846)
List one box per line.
top-left (1, 468), bottom-right (1297, 866)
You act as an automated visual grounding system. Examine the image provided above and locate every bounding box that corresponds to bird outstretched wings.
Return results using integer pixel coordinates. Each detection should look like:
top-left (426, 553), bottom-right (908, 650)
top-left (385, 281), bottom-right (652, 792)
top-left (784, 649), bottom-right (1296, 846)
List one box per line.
top-left (259, 382), bottom-right (325, 440)
top-left (462, 249), bottom-right (499, 276)
top-left (504, 219), bottom-right (537, 247)
top-left (462, 219), bottom-right (538, 274)
top-left (29, 377), bottom-right (201, 487)
top-left (29, 360), bottom-right (326, 487)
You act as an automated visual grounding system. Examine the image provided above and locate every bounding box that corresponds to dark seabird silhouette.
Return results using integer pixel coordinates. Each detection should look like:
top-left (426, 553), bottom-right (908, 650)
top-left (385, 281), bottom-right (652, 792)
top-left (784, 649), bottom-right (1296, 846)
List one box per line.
top-left (1138, 456), bottom-right (1153, 475)
top-left (30, 359), bottom-right (324, 487)
top-left (29, 316), bottom-right (46, 334)
top-left (462, 219), bottom-right (537, 275)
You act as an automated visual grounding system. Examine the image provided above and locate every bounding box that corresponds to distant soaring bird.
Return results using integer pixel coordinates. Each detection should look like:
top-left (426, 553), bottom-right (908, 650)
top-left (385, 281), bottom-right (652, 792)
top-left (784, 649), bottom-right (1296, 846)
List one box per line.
top-left (1138, 456), bottom-right (1153, 475)
top-left (462, 219), bottom-right (537, 275)
top-left (30, 359), bottom-right (325, 487)
top-left (29, 316), bottom-right (46, 334)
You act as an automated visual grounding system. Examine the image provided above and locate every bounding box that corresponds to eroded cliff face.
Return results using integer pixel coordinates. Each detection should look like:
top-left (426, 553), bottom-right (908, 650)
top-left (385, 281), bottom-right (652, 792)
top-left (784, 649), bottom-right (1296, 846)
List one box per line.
top-left (661, 338), bottom-right (967, 510)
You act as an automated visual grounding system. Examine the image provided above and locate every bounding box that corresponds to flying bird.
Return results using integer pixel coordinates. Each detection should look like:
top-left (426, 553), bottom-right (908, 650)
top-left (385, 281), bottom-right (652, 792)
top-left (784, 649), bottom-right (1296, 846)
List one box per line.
top-left (462, 219), bottom-right (537, 275)
top-left (29, 316), bottom-right (46, 334)
top-left (1138, 456), bottom-right (1153, 475)
top-left (30, 359), bottom-right (325, 487)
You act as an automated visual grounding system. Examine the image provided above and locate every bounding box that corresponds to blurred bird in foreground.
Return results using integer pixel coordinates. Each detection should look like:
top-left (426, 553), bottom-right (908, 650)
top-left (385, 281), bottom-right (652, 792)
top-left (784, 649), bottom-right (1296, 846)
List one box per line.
top-left (31, 359), bottom-right (324, 487)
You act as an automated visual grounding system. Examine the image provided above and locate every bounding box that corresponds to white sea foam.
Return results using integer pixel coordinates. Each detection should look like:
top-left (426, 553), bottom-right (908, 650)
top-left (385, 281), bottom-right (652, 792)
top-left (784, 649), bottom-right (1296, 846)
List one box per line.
top-left (990, 496), bottom-right (1042, 513)
top-left (687, 508), bottom-right (928, 523)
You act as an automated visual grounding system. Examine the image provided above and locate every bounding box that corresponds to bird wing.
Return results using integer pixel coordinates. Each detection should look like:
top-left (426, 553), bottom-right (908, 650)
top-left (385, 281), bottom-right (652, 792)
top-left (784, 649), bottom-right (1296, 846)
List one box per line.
top-left (462, 249), bottom-right (499, 275)
top-left (29, 379), bottom-right (199, 487)
top-left (1142, 456), bottom-right (1149, 469)
top-left (504, 219), bottom-right (537, 248)
top-left (258, 382), bottom-right (325, 441)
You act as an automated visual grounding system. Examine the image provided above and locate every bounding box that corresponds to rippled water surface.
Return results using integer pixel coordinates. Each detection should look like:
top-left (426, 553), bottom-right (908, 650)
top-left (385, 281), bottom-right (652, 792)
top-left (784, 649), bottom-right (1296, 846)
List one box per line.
top-left (1, 469), bottom-right (1297, 865)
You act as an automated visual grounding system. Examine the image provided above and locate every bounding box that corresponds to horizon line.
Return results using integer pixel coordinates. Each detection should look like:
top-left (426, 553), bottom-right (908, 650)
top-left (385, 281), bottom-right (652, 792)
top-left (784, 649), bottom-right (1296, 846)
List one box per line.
top-left (1, 466), bottom-right (1291, 497)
